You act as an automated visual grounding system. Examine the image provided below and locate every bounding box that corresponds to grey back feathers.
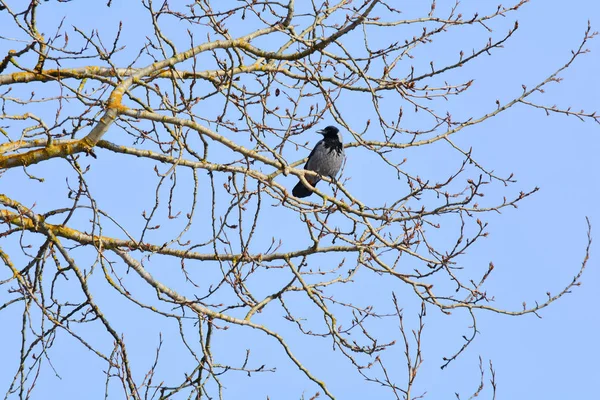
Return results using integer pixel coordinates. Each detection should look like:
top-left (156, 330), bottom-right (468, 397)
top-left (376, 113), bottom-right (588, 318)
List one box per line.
top-left (292, 126), bottom-right (345, 198)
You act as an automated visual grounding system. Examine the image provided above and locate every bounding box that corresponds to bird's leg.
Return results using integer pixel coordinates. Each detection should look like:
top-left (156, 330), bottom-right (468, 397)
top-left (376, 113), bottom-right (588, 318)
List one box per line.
top-left (330, 176), bottom-right (340, 197)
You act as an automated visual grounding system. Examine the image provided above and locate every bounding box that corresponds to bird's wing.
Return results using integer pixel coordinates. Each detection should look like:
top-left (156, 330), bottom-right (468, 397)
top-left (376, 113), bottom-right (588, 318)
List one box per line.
top-left (304, 139), bottom-right (323, 170)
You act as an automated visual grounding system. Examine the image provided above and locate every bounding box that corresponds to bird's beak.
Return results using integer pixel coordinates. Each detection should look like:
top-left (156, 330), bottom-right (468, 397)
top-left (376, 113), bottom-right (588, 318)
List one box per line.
top-left (316, 129), bottom-right (325, 135)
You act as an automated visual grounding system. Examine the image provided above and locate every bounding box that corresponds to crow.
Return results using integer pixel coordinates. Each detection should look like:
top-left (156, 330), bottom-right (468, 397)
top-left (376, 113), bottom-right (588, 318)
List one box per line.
top-left (292, 125), bottom-right (344, 198)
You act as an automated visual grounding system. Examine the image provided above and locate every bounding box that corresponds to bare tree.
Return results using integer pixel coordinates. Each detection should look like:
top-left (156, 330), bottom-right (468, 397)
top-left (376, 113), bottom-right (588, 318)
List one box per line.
top-left (0, 1), bottom-right (595, 399)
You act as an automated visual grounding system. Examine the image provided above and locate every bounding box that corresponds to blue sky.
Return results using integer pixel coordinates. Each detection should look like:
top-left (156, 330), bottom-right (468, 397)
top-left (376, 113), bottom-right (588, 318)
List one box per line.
top-left (1, 1), bottom-right (599, 399)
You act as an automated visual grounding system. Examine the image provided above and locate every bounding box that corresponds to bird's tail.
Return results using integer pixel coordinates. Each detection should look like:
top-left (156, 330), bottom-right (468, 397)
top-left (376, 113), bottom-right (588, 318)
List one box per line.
top-left (292, 180), bottom-right (316, 198)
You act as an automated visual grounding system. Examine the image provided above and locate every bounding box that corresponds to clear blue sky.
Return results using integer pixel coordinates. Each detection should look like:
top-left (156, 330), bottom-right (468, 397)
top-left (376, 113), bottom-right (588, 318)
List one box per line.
top-left (1, 1), bottom-right (599, 399)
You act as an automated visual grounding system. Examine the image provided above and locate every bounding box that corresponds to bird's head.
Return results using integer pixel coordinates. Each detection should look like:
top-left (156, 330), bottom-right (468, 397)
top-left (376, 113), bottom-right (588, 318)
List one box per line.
top-left (317, 126), bottom-right (341, 141)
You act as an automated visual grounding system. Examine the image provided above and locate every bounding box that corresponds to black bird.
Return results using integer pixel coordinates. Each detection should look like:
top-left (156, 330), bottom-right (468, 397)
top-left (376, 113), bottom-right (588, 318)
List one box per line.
top-left (292, 126), bottom-right (344, 198)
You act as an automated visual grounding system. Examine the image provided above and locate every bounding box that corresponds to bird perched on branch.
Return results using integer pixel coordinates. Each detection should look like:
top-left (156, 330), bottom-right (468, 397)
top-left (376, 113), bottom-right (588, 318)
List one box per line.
top-left (292, 125), bottom-right (344, 198)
